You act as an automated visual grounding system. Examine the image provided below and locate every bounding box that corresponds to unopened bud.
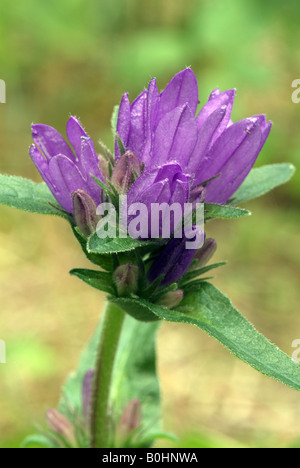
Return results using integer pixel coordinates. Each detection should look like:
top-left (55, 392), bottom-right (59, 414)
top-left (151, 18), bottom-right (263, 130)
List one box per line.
top-left (190, 238), bottom-right (217, 270)
top-left (189, 185), bottom-right (205, 207)
top-left (72, 189), bottom-right (98, 236)
top-left (156, 290), bottom-right (184, 309)
top-left (113, 263), bottom-right (139, 296)
top-left (98, 154), bottom-right (110, 181)
top-left (111, 151), bottom-right (141, 194)
top-left (116, 399), bottom-right (141, 444)
top-left (46, 409), bottom-right (76, 446)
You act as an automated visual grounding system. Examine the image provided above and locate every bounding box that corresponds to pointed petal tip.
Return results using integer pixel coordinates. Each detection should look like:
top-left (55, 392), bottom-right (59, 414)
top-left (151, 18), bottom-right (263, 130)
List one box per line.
top-left (31, 123), bottom-right (51, 136)
top-left (29, 143), bottom-right (39, 157)
top-left (66, 115), bottom-right (87, 135)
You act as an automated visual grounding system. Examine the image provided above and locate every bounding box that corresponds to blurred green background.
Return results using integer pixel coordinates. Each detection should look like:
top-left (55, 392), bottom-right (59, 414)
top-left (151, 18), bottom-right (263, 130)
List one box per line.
top-left (1, 0), bottom-right (300, 448)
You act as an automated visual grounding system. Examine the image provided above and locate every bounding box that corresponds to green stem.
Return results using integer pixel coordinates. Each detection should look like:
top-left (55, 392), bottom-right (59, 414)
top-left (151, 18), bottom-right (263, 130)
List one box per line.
top-left (90, 301), bottom-right (125, 448)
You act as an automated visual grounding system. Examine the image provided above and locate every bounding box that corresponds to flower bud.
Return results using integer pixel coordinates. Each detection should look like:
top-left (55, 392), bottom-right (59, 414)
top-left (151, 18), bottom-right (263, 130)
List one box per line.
top-left (72, 189), bottom-right (98, 236)
top-left (190, 238), bottom-right (217, 270)
top-left (156, 290), bottom-right (183, 309)
top-left (111, 151), bottom-right (141, 194)
top-left (113, 263), bottom-right (139, 296)
top-left (98, 154), bottom-right (110, 181)
top-left (116, 399), bottom-right (141, 445)
top-left (189, 185), bottom-right (205, 207)
top-left (148, 226), bottom-right (204, 286)
top-left (46, 409), bottom-right (76, 446)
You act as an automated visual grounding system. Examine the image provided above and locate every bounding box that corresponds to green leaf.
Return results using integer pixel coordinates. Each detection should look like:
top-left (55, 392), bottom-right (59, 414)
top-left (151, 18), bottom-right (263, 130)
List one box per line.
top-left (205, 203), bottom-right (251, 220)
top-left (72, 227), bottom-right (114, 271)
top-left (230, 163), bottom-right (296, 204)
top-left (0, 175), bottom-right (69, 219)
top-left (88, 233), bottom-right (159, 255)
top-left (70, 268), bottom-right (115, 295)
top-left (111, 296), bottom-right (160, 322)
top-left (115, 285), bottom-right (300, 392)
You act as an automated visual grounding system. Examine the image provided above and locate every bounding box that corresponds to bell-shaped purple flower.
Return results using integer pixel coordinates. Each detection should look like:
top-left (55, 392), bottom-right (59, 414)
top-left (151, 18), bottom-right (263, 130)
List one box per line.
top-left (148, 227), bottom-right (205, 286)
top-left (115, 68), bottom-right (272, 205)
top-left (29, 116), bottom-right (104, 213)
top-left (124, 162), bottom-right (189, 239)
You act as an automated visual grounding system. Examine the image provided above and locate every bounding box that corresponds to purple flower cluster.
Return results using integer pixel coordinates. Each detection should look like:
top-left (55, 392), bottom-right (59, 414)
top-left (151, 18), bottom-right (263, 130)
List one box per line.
top-left (29, 68), bottom-right (272, 287)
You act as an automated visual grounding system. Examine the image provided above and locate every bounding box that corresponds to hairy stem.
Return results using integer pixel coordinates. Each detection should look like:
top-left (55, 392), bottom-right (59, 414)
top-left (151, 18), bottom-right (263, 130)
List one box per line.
top-left (90, 301), bottom-right (125, 448)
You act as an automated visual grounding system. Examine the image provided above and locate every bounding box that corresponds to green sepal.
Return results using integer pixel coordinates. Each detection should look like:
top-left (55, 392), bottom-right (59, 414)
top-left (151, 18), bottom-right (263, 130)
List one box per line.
top-left (179, 261), bottom-right (227, 286)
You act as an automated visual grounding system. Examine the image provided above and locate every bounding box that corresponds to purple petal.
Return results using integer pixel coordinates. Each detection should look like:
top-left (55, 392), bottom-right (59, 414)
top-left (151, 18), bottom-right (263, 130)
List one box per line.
top-left (126, 163), bottom-right (189, 238)
top-left (187, 105), bottom-right (228, 179)
top-left (209, 116), bottom-right (272, 203)
top-left (79, 137), bottom-right (104, 202)
top-left (196, 88), bottom-right (236, 134)
top-left (148, 227), bottom-right (204, 285)
top-left (66, 116), bottom-right (88, 160)
top-left (158, 68), bottom-right (199, 121)
top-left (138, 180), bottom-right (171, 207)
top-left (154, 162), bottom-right (183, 183)
top-left (147, 78), bottom-right (160, 131)
top-left (115, 93), bottom-right (131, 158)
top-left (31, 124), bottom-right (75, 161)
top-left (194, 117), bottom-right (260, 186)
top-left (126, 90), bottom-right (148, 159)
top-left (140, 79), bottom-right (160, 166)
top-left (126, 170), bottom-right (159, 206)
top-left (29, 144), bottom-right (56, 194)
top-left (152, 104), bottom-right (198, 167)
top-left (169, 178), bottom-right (189, 206)
top-left (204, 118), bottom-right (265, 203)
top-left (48, 155), bottom-right (91, 212)
top-left (252, 115), bottom-right (272, 151)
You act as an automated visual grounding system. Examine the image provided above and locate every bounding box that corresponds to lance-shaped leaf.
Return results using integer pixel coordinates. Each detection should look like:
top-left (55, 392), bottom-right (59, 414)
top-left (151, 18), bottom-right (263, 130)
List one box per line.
top-left (70, 269), bottom-right (115, 295)
top-left (0, 175), bottom-right (69, 219)
top-left (204, 203), bottom-right (251, 220)
top-left (230, 163), bottom-right (296, 205)
top-left (88, 233), bottom-right (159, 255)
top-left (114, 284), bottom-right (300, 392)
